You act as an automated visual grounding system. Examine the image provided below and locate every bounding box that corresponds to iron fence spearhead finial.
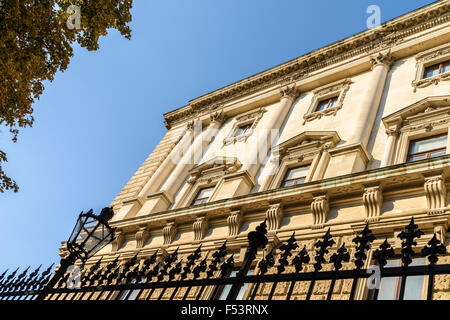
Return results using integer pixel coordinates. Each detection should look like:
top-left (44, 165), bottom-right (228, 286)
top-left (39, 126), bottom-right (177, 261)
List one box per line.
top-left (292, 245), bottom-right (310, 273)
top-left (422, 233), bottom-right (447, 266)
top-left (352, 223), bottom-right (376, 269)
top-left (313, 228), bottom-right (335, 272)
top-left (398, 217), bottom-right (424, 267)
top-left (373, 238), bottom-right (395, 268)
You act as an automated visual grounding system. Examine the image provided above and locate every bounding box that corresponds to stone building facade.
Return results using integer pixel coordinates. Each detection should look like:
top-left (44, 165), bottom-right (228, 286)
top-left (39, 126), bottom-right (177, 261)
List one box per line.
top-left (79, 1), bottom-right (450, 300)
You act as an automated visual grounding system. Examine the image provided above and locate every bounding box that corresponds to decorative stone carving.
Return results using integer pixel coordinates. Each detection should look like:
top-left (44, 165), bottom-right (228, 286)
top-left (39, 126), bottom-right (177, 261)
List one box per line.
top-left (135, 226), bottom-right (150, 249)
top-left (186, 120), bottom-right (195, 131)
top-left (424, 174), bottom-right (447, 215)
top-left (187, 157), bottom-right (242, 186)
top-left (193, 216), bottom-right (209, 241)
top-left (311, 194), bottom-right (329, 229)
top-left (163, 222), bottom-right (177, 245)
top-left (163, 3), bottom-right (449, 128)
top-left (227, 209), bottom-right (243, 237)
top-left (266, 203), bottom-right (283, 233)
top-left (303, 79), bottom-right (352, 124)
top-left (111, 230), bottom-right (125, 252)
top-left (280, 84), bottom-right (298, 101)
top-left (370, 50), bottom-right (394, 69)
top-left (382, 96), bottom-right (450, 165)
top-left (269, 131), bottom-right (340, 189)
top-left (223, 108), bottom-right (266, 146)
top-left (412, 44), bottom-right (450, 92)
top-left (210, 110), bottom-right (225, 124)
top-left (385, 129), bottom-right (399, 137)
top-left (363, 185), bottom-right (383, 223)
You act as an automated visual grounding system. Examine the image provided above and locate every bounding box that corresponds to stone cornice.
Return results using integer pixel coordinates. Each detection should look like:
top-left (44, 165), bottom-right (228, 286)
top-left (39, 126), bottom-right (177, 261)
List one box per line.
top-left (163, 1), bottom-right (450, 128)
top-left (110, 155), bottom-right (450, 233)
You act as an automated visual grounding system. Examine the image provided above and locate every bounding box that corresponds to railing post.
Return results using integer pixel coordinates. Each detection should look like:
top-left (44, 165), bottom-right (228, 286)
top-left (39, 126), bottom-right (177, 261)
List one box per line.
top-left (226, 220), bottom-right (268, 300)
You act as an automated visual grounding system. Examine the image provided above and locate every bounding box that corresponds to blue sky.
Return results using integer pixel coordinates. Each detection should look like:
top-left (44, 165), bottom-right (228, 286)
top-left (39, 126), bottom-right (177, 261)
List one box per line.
top-left (0, 0), bottom-right (436, 271)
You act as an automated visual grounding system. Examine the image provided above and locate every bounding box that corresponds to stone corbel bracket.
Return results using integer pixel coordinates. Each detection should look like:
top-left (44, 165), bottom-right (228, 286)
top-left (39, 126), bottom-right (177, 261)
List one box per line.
top-left (135, 226), bottom-right (150, 249)
top-left (227, 208), bottom-right (243, 238)
top-left (363, 184), bottom-right (383, 223)
top-left (266, 203), bottom-right (283, 234)
top-left (311, 193), bottom-right (329, 229)
top-left (424, 173), bottom-right (447, 215)
top-left (193, 216), bottom-right (209, 242)
top-left (162, 221), bottom-right (178, 246)
top-left (111, 230), bottom-right (125, 252)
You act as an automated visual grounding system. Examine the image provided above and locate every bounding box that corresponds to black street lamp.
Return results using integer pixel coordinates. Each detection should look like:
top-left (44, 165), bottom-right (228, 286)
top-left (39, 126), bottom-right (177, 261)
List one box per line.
top-left (37, 207), bottom-right (115, 300)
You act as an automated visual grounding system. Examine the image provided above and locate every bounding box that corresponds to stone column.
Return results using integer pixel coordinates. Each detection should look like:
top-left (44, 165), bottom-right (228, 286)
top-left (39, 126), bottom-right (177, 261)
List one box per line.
top-left (242, 84), bottom-right (299, 178)
top-left (138, 123), bottom-right (194, 197)
top-left (311, 145), bottom-right (331, 181)
top-left (380, 129), bottom-right (398, 167)
top-left (138, 112), bottom-right (225, 214)
top-left (349, 51), bottom-right (394, 148)
top-left (161, 111), bottom-right (224, 196)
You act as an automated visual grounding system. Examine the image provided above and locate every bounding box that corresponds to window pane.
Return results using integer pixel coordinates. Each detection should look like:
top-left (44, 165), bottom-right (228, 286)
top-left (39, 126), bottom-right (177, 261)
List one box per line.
top-left (403, 258), bottom-right (426, 300)
top-left (196, 187), bottom-right (214, 200)
top-left (234, 124), bottom-right (252, 137)
top-left (409, 135), bottom-right (447, 154)
top-left (218, 271), bottom-right (236, 300)
top-left (328, 97), bottom-right (337, 108)
top-left (217, 270), bottom-right (254, 300)
top-left (377, 260), bottom-right (399, 300)
top-left (424, 64), bottom-right (440, 78)
top-left (285, 166), bottom-right (310, 180)
top-left (316, 100), bottom-right (330, 111)
top-left (442, 61), bottom-right (450, 73)
top-left (407, 154), bottom-right (427, 162)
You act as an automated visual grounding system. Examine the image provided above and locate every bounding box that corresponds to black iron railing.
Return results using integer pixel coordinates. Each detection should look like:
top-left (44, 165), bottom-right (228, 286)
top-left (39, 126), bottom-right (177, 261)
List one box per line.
top-left (1, 217), bottom-right (449, 301)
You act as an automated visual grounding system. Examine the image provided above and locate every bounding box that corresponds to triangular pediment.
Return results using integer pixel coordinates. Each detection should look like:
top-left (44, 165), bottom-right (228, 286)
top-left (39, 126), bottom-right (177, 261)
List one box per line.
top-left (383, 96), bottom-right (450, 129)
top-left (189, 156), bottom-right (241, 175)
top-left (277, 131), bottom-right (340, 153)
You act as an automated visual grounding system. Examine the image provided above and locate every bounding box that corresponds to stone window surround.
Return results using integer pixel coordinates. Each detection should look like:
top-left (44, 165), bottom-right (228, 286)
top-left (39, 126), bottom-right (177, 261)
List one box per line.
top-left (180, 157), bottom-right (242, 208)
top-left (412, 43), bottom-right (450, 92)
top-left (395, 127), bottom-right (450, 165)
top-left (223, 108), bottom-right (266, 146)
top-left (382, 97), bottom-right (450, 165)
top-left (303, 78), bottom-right (352, 124)
top-left (269, 132), bottom-right (340, 189)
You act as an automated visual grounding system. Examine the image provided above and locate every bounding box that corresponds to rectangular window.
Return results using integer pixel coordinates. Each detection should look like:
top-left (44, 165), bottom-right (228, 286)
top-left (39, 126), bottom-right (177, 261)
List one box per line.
top-left (371, 257), bottom-right (426, 300)
top-left (407, 134), bottom-right (447, 162)
top-left (281, 166), bottom-right (310, 188)
top-left (191, 186), bottom-right (215, 205)
top-left (233, 123), bottom-right (252, 137)
top-left (316, 96), bottom-right (338, 112)
top-left (216, 270), bottom-right (254, 300)
top-left (423, 60), bottom-right (450, 79)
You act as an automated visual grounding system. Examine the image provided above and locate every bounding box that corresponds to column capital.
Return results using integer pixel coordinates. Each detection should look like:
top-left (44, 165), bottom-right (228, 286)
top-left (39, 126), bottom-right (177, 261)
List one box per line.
top-left (186, 120), bottom-right (195, 131)
top-left (280, 84), bottom-right (299, 101)
top-left (210, 110), bottom-right (225, 125)
top-left (370, 50), bottom-right (395, 70)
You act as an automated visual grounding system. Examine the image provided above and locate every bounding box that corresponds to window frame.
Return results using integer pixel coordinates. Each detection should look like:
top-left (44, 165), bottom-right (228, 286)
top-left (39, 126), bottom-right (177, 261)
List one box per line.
top-left (280, 165), bottom-right (310, 188)
top-left (406, 133), bottom-right (448, 162)
top-left (315, 96), bottom-right (339, 112)
top-left (191, 186), bottom-right (216, 206)
top-left (423, 60), bottom-right (450, 79)
top-left (303, 78), bottom-right (352, 124)
top-left (223, 108), bottom-right (266, 146)
top-left (367, 256), bottom-right (427, 301)
top-left (412, 44), bottom-right (450, 92)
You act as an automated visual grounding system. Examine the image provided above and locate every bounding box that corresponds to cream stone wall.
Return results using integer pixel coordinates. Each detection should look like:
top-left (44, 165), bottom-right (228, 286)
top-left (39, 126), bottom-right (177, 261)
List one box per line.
top-left (87, 0), bottom-right (450, 301)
